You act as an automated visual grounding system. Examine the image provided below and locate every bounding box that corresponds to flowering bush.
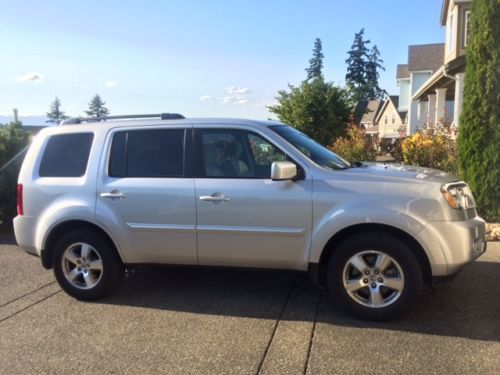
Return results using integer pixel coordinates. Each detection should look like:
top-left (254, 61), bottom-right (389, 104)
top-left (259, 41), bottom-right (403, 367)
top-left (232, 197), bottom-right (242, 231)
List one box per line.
top-left (330, 125), bottom-right (377, 162)
top-left (401, 125), bottom-right (457, 174)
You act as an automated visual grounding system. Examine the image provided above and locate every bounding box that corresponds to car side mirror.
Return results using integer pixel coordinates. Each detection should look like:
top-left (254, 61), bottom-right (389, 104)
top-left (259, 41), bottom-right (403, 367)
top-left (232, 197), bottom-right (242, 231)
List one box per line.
top-left (271, 161), bottom-right (297, 181)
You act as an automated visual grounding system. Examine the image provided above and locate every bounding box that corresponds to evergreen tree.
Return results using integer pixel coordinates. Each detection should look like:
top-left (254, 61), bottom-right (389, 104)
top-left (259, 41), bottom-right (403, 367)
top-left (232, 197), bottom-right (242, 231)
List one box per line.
top-left (366, 45), bottom-right (386, 99)
top-left (46, 97), bottom-right (68, 125)
top-left (306, 38), bottom-right (324, 80)
top-left (85, 94), bottom-right (110, 119)
top-left (457, 0), bottom-right (500, 221)
top-left (345, 29), bottom-right (385, 104)
top-left (345, 29), bottom-right (369, 103)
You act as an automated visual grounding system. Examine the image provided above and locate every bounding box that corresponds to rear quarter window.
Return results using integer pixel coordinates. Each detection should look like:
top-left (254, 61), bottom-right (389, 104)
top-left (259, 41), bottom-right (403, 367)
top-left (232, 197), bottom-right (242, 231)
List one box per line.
top-left (39, 133), bottom-right (94, 177)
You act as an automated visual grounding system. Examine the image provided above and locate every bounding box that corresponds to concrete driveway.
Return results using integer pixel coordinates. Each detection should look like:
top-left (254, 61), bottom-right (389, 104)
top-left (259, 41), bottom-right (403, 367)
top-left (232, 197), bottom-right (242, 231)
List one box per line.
top-left (1, 236), bottom-right (499, 374)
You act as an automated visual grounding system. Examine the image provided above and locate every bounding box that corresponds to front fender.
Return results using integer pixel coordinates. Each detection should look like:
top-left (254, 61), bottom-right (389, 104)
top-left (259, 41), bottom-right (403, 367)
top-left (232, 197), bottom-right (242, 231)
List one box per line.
top-left (309, 206), bottom-right (446, 274)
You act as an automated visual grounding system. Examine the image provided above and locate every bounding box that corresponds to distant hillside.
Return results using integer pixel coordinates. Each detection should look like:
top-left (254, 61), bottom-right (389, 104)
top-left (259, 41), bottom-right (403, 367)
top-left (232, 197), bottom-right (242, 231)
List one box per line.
top-left (0, 115), bottom-right (48, 126)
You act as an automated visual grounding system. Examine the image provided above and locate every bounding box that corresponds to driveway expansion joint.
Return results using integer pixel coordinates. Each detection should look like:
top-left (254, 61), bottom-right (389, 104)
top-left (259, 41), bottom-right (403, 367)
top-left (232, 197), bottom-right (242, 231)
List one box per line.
top-left (256, 273), bottom-right (298, 375)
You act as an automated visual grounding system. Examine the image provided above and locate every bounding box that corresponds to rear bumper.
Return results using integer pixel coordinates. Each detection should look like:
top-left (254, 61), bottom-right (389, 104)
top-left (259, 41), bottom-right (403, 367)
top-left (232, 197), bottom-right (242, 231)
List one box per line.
top-left (423, 216), bottom-right (486, 277)
top-left (13, 215), bottom-right (40, 256)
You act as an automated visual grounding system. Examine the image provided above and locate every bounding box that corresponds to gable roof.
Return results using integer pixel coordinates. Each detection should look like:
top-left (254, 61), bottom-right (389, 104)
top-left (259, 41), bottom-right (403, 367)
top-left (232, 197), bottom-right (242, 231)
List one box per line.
top-left (374, 96), bottom-right (406, 124)
top-left (408, 44), bottom-right (444, 72)
top-left (360, 100), bottom-right (383, 124)
top-left (396, 64), bottom-right (410, 79)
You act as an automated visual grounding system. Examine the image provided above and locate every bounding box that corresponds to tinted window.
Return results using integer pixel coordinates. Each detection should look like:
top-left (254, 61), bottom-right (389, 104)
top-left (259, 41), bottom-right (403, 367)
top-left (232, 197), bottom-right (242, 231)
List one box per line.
top-left (39, 133), bottom-right (94, 177)
top-left (197, 129), bottom-right (287, 178)
top-left (109, 129), bottom-right (185, 177)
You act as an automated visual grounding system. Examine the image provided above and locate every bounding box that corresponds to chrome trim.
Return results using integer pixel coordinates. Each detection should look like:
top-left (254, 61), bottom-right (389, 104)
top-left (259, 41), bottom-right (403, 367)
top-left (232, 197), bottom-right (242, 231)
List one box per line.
top-left (126, 223), bottom-right (195, 232)
top-left (196, 225), bottom-right (305, 236)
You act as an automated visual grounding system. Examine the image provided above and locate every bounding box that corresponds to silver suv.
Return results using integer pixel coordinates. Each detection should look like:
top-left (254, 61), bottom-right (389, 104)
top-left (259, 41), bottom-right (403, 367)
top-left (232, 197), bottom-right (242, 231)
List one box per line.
top-left (14, 114), bottom-right (486, 320)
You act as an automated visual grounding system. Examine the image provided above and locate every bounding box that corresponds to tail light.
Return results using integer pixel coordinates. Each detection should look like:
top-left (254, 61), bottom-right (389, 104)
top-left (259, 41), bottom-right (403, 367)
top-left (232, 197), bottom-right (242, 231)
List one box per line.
top-left (17, 184), bottom-right (23, 216)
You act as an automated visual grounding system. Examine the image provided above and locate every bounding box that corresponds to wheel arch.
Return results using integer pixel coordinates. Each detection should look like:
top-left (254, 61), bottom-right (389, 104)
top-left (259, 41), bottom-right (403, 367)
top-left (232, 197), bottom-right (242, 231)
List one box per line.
top-left (311, 223), bottom-right (432, 287)
top-left (41, 220), bottom-right (123, 269)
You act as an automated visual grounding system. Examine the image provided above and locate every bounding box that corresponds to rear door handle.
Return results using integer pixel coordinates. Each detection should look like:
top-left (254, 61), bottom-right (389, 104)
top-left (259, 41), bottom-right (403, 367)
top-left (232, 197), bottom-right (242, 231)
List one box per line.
top-left (100, 190), bottom-right (127, 199)
top-left (199, 193), bottom-right (230, 202)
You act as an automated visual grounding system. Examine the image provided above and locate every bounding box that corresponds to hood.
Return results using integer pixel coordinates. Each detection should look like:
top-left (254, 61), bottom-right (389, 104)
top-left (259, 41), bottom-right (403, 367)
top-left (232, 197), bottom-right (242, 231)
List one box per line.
top-left (334, 162), bottom-right (461, 184)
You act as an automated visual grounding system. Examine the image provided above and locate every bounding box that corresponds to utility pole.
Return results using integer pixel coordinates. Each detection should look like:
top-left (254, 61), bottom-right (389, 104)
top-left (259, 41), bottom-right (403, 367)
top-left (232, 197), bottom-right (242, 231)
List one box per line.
top-left (13, 108), bottom-right (18, 123)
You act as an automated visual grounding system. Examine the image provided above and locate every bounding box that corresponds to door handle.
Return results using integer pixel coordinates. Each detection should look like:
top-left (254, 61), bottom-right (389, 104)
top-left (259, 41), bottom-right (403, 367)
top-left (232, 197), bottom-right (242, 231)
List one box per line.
top-left (199, 193), bottom-right (230, 202)
top-left (100, 190), bottom-right (127, 199)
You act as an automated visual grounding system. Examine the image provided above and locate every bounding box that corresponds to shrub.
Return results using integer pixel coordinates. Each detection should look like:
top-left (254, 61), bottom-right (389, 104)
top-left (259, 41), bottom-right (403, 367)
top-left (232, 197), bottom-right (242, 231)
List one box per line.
top-left (457, 0), bottom-right (500, 222)
top-left (330, 124), bottom-right (377, 162)
top-left (0, 122), bottom-right (30, 226)
top-left (401, 126), bottom-right (457, 174)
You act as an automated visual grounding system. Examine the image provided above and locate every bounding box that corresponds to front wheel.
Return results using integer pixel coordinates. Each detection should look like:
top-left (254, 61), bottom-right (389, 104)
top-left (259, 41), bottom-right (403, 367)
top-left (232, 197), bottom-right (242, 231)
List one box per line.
top-left (326, 234), bottom-right (423, 321)
top-left (52, 230), bottom-right (124, 300)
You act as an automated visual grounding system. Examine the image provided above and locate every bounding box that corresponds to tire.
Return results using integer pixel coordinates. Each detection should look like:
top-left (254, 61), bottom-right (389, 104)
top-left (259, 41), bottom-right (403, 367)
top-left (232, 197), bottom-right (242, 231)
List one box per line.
top-left (52, 229), bottom-right (124, 300)
top-left (326, 233), bottom-right (423, 321)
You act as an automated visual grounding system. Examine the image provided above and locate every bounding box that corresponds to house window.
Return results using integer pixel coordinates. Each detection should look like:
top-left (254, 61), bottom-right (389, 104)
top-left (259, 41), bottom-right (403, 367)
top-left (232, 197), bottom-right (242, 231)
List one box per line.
top-left (384, 115), bottom-right (388, 125)
top-left (448, 13), bottom-right (455, 52)
top-left (391, 113), bottom-right (396, 124)
top-left (464, 11), bottom-right (471, 47)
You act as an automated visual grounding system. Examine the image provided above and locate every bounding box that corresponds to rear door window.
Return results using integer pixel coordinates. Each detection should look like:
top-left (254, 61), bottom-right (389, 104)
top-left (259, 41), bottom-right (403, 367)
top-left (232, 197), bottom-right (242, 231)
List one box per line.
top-left (39, 133), bottom-right (94, 177)
top-left (109, 129), bottom-right (185, 177)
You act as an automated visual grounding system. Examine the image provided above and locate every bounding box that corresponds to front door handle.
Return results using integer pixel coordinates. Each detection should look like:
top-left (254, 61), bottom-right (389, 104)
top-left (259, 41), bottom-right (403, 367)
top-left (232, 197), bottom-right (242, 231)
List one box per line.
top-left (100, 190), bottom-right (127, 200)
top-left (199, 192), bottom-right (230, 202)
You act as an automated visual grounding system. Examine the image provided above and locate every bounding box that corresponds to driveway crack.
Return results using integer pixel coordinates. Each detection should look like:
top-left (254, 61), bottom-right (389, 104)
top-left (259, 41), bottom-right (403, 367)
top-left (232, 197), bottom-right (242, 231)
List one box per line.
top-left (303, 290), bottom-right (322, 375)
top-left (256, 273), bottom-right (298, 375)
top-left (0, 290), bottom-right (61, 324)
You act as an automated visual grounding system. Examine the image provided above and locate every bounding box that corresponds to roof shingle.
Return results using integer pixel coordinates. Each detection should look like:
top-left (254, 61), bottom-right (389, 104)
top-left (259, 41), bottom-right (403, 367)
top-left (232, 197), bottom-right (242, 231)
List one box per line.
top-left (396, 64), bottom-right (410, 79)
top-left (408, 44), bottom-right (444, 72)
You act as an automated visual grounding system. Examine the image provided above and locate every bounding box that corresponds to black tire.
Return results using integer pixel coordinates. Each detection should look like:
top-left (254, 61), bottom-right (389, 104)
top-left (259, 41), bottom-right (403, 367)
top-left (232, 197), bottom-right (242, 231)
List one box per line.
top-left (52, 229), bottom-right (124, 300)
top-left (326, 233), bottom-right (423, 321)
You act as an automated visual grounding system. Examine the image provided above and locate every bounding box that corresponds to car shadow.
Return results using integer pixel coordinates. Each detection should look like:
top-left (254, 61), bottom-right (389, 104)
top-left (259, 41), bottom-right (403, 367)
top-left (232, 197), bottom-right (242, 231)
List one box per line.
top-left (98, 259), bottom-right (500, 343)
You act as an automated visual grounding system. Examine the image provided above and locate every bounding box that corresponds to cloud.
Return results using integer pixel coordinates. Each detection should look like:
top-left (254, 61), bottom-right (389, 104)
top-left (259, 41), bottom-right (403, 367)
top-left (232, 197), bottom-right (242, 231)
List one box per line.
top-left (12, 72), bottom-right (44, 83)
top-left (200, 86), bottom-right (251, 105)
top-left (105, 81), bottom-right (119, 88)
top-left (223, 96), bottom-right (249, 104)
top-left (225, 86), bottom-right (250, 95)
top-left (200, 95), bottom-right (217, 101)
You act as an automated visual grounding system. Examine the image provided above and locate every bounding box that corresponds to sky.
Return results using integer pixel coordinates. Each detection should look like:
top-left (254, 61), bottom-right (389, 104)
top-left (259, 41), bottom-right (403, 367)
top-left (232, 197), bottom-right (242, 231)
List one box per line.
top-left (0, 0), bottom-right (445, 125)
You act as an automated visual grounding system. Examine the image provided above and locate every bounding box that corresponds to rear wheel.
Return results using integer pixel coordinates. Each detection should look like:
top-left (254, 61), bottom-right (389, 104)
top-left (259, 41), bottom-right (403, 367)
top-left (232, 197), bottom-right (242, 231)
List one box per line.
top-left (326, 234), bottom-right (423, 321)
top-left (53, 230), bottom-right (124, 300)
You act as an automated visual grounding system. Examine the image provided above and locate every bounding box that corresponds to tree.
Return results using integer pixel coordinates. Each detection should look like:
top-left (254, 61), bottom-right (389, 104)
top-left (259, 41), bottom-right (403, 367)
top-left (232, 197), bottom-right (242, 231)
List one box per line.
top-left (46, 97), bottom-right (68, 125)
top-left (270, 38), bottom-right (351, 146)
top-left (85, 94), bottom-right (110, 119)
top-left (457, 0), bottom-right (500, 221)
top-left (268, 79), bottom-right (351, 146)
top-left (345, 29), bottom-right (385, 104)
top-left (365, 45), bottom-right (386, 99)
top-left (306, 38), bottom-right (324, 80)
top-left (0, 121), bottom-right (30, 225)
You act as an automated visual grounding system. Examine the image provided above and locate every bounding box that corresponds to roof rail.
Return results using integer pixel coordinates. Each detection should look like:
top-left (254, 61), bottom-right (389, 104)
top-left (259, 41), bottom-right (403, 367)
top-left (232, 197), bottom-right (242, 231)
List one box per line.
top-left (59, 113), bottom-right (185, 125)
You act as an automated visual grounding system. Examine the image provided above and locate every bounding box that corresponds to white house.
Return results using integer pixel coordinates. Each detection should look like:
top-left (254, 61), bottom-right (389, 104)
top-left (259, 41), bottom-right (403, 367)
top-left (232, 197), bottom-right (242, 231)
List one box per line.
top-left (396, 44), bottom-right (447, 135)
top-left (412, 0), bottom-right (472, 129)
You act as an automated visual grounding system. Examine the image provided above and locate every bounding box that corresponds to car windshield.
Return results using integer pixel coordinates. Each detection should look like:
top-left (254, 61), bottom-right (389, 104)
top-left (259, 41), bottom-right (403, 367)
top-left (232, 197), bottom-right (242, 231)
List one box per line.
top-left (269, 125), bottom-right (351, 170)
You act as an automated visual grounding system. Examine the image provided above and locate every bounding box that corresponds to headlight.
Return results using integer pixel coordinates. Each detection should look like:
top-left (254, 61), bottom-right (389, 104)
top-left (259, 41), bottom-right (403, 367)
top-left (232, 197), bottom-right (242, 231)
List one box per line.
top-left (441, 182), bottom-right (476, 209)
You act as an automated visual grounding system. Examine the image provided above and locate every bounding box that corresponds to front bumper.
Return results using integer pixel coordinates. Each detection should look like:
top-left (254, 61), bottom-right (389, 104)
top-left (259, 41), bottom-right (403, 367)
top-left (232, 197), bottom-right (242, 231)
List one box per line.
top-left (423, 216), bottom-right (486, 277)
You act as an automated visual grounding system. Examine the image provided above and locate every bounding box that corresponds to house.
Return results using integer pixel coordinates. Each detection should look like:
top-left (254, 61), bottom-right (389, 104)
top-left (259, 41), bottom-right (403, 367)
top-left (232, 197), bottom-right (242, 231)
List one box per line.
top-left (396, 44), bottom-right (446, 135)
top-left (359, 100), bottom-right (383, 139)
top-left (412, 0), bottom-right (472, 129)
top-left (374, 96), bottom-right (407, 140)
